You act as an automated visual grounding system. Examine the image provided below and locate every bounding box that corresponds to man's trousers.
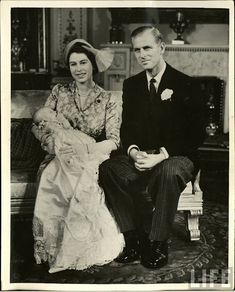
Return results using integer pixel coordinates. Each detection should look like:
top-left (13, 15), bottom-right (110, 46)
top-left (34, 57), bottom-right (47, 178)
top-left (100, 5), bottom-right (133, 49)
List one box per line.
top-left (99, 155), bottom-right (194, 241)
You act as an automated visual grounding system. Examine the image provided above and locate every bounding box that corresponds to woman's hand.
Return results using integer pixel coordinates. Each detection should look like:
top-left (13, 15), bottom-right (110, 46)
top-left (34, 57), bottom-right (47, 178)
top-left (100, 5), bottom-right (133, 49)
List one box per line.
top-left (58, 141), bottom-right (75, 156)
top-left (134, 153), bottom-right (166, 172)
top-left (41, 134), bottom-right (55, 154)
top-left (87, 140), bottom-right (117, 156)
top-left (58, 142), bottom-right (87, 157)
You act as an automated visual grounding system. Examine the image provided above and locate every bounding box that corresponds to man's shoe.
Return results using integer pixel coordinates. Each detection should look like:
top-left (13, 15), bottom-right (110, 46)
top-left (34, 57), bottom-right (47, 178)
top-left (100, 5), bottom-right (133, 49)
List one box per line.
top-left (141, 240), bottom-right (168, 269)
top-left (115, 246), bottom-right (140, 263)
top-left (115, 230), bottom-right (140, 263)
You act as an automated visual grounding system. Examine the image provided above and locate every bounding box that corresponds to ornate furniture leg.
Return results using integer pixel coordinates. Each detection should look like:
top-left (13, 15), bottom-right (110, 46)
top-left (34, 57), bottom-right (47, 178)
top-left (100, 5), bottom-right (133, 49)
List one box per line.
top-left (184, 209), bottom-right (203, 241)
top-left (178, 171), bottom-right (203, 241)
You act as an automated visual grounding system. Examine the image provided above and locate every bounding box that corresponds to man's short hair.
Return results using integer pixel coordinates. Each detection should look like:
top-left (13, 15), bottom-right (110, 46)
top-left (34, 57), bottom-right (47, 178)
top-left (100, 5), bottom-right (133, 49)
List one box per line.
top-left (131, 26), bottom-right (163, 44)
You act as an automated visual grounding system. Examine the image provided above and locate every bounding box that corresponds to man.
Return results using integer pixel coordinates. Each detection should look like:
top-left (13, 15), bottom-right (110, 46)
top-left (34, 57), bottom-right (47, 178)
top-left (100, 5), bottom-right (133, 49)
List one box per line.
top-left (99, 26), bottom-right (205, 269)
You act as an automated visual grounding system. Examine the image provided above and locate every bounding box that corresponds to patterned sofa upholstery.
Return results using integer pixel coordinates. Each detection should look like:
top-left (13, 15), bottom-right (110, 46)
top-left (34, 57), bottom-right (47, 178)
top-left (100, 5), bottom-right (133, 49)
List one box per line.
top-left (11, 90), bottom-right (203, 241)
top-left (11, 90), bottom-right (50, 214)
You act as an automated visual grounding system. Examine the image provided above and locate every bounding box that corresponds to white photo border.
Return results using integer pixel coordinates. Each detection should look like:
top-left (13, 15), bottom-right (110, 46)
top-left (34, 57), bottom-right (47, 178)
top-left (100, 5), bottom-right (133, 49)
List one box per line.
top-left (1, 0), bottom-right (234, 291)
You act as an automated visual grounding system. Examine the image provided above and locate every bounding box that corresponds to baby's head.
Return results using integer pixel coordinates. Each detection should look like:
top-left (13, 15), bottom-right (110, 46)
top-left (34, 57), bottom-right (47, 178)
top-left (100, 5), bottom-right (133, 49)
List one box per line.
top-left (33, 107), bottom-right (57, 125)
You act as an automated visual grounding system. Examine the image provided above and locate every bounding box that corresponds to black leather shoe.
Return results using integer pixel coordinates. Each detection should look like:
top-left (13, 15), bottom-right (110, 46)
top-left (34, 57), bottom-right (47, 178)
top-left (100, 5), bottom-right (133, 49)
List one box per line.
top-left (115, 230), bottom-right (140, 263)
top-left (115, 246), bottom-right (140, 263)
top-left (141, 240), bottom-right (168, 269)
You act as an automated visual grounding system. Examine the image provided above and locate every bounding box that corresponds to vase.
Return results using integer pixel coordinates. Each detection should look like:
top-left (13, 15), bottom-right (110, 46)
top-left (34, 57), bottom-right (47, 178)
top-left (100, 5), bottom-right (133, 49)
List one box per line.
top-left (170, 11), bottom-right (190, 44)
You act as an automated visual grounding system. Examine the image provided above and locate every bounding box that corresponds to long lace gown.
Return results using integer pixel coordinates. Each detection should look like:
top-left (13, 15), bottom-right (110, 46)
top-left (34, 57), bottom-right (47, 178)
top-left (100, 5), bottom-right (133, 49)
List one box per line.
top-left (33, 126), bottom-right (124, 273)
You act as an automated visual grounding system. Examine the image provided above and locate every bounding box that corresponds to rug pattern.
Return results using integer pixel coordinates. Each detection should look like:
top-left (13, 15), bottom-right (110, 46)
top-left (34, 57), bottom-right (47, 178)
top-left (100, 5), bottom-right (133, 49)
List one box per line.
top-left (11, 201), bottom-right (228, 284)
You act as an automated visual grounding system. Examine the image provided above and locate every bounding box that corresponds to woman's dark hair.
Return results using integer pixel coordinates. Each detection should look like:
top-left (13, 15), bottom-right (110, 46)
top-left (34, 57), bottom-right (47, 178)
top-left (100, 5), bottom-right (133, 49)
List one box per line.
top-left (66, 43), bottom-right (98, 75)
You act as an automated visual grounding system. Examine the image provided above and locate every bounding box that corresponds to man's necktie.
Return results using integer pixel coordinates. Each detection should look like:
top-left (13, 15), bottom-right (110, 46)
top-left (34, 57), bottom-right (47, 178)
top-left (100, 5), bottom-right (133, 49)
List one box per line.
top-left (149, 78), bottom-right (157, 103)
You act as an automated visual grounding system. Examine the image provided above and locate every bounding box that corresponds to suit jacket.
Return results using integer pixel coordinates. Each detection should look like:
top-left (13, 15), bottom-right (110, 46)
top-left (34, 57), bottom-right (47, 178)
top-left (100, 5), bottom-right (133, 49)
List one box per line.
top-left (120, 63), bottom-right (206, 169)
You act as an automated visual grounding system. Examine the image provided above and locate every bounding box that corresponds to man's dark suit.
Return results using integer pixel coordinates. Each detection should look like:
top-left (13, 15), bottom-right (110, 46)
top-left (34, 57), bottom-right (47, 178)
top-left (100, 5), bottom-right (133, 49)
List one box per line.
top-left (99, 63), bottom-right (205, 242)
top-left (121, 63), bottom-right (205, 170)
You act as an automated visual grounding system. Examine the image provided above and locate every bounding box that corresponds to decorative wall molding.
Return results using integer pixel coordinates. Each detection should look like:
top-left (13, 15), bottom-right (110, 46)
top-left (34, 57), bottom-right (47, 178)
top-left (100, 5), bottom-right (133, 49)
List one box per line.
top-left (79, 8), bottom-right (88, 39)
top-left (58, 9), bottom-right (63, 60)
top-left (50, 9), bottom-right (88, 71)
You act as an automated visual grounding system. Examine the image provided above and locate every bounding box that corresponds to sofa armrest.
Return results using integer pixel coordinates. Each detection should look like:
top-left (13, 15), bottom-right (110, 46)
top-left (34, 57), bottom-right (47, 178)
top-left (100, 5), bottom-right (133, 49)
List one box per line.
top-left (11, 118), bottom-right (46, 170)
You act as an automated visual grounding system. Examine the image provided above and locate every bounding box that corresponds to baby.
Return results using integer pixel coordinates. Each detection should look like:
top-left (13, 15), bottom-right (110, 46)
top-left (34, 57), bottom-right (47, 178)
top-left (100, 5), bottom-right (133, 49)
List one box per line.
top-left (33, 106), bottom-right (99, 191)
top-left (33, 106), bottom-right (72, 131)
top-left (33, 107), bottom-right (97, 164)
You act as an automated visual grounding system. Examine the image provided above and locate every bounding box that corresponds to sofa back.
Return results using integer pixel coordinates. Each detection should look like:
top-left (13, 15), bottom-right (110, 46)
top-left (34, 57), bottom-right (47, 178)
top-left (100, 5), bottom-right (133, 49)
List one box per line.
top-left (11, 90), bottom-right (122, 118)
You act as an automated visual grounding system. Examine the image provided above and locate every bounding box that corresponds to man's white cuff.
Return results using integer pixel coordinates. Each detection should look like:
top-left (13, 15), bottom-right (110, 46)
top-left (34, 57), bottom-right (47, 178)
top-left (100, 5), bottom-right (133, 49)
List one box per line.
top-left (159, 147), bottom-right (169, 159)
top-left (127, 145), bottom-right (140, 156)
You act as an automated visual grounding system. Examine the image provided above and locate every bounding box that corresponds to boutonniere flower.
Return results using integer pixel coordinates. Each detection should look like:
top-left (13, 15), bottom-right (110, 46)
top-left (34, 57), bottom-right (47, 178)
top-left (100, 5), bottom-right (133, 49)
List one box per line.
top-left (161, 89), bottom-right (173, 101)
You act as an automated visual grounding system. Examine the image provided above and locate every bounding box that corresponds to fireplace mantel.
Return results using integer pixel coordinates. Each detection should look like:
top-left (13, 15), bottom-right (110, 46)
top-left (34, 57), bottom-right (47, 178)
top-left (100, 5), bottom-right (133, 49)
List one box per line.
top-left (132, 44), bottom-right (229, 133)
top-left (165, 44), bottom-right (228, 52)
top-left (101, 43), bottom-right (229, 132)
top-left (130, 44), bottom-right (229, 77)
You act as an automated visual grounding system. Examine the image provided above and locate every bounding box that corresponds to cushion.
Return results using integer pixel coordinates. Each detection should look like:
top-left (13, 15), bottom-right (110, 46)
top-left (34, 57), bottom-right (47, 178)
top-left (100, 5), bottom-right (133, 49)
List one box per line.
top-left (11, 168), bottom-right (38, 183)
top-left (11, 90), bottom-right (50, 118)
top-left (11, 169), bottom-right (38, 199)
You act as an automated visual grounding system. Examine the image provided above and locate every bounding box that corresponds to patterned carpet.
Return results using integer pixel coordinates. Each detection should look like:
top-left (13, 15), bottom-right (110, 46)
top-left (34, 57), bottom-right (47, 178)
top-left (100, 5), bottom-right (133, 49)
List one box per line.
top-left (10, 201), bottom-right (228, 284)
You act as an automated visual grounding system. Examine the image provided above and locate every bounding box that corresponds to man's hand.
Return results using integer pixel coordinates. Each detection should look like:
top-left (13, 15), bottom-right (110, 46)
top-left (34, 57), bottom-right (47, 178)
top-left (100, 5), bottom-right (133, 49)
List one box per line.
top-left (129, 148), bottom-right (148, 162)
top-left (134, 153), bottom-right (166, 171)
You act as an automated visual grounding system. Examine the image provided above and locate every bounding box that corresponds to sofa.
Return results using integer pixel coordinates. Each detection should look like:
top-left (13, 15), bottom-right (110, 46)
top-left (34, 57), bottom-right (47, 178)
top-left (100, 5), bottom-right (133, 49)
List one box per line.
top-left (11, 90), bottom-right (203, 241)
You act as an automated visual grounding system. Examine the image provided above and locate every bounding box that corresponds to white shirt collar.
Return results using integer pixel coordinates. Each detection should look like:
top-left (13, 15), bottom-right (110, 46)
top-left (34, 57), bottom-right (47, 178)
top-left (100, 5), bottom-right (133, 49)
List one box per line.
top-left (146, 61), bottom-right (166, 88)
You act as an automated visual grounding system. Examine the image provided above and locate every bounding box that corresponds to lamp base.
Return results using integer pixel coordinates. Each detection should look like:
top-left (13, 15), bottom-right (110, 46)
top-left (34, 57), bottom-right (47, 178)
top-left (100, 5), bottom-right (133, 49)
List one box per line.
top-left (172, 39), bottom-right (185, 45)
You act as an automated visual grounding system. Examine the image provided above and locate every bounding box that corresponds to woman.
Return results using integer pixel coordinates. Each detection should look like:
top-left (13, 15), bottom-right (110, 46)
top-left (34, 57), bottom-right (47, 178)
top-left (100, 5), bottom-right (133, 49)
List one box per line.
top-left (32, 39), bottom-right (124, 273)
